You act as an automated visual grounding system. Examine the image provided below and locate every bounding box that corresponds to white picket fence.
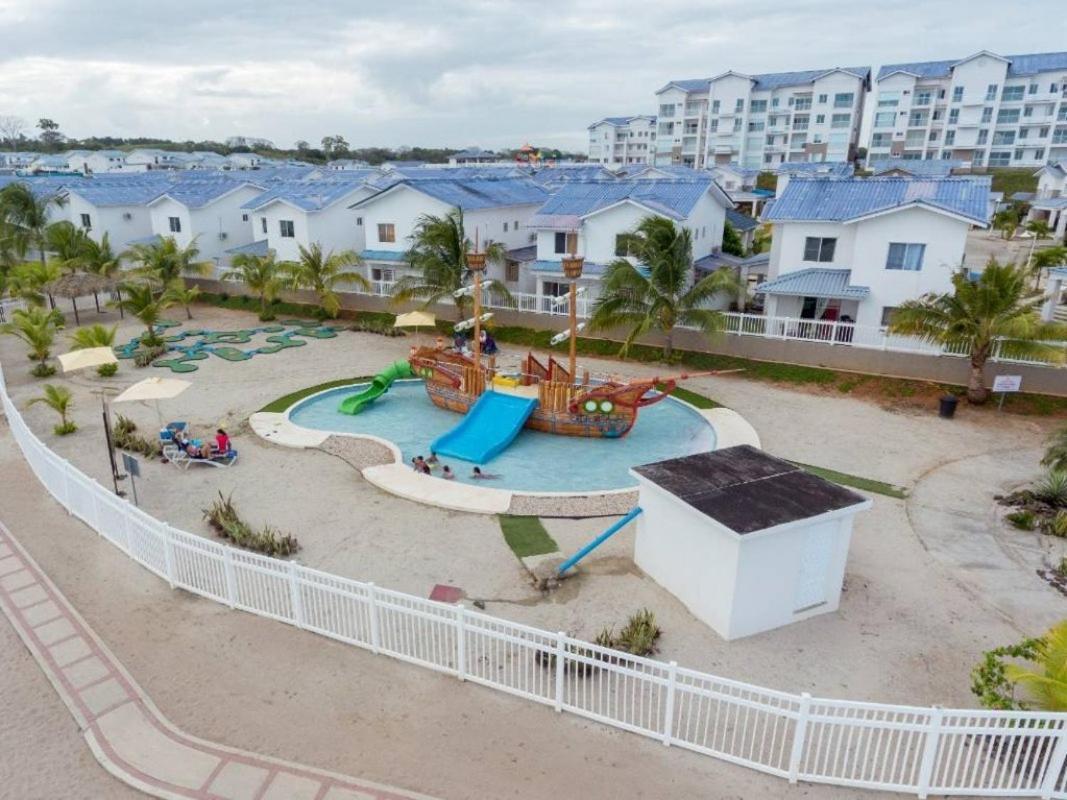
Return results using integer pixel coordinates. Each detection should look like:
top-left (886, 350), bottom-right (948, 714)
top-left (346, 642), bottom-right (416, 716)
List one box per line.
top-left (3, 362), bottom-right (1067, 797)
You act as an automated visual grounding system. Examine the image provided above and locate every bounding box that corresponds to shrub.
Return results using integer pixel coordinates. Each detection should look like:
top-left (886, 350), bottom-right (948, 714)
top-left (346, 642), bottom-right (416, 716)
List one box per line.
top-left (111, 415), bottom-right (160, 457)
top-left (97, 362), bottom-right (118, 377)
top-left (1007, 510), bottom-right (1038, 530)
top-left (202, 491), bottom-right (300, 557)
top-left (1046, 511), bottom-right (1067, 538)
top-left (133, 344), bottom-right (166, 367)
top-left (53, 421), bottom-right (77, 436)
top-left (614, 609), bottom-right (662, 656)
top-left (350, 319), bottom-right (404, 337)
top-left (31, 362), bottom-right (56, 378)
top-left (1035, 471), bottom-right (1067, 508)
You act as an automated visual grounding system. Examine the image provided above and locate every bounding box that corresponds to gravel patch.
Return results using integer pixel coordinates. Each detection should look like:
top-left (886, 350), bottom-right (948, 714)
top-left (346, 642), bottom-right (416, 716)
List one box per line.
top-left (319, 435), bottom-right (395, 470)
top-left (507, 490), bottom-right (638, 517)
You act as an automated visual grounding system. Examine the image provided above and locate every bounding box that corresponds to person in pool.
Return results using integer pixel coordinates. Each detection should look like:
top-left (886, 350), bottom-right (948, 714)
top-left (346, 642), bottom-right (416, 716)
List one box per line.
top-left (471, 466), bottom-right (499, 480)
top-left (412, 456), bottom-right (430, 474)
top-left (441, 465), bottom-right (455, 480)
top-left (426, 451), bottom-right (439, 468)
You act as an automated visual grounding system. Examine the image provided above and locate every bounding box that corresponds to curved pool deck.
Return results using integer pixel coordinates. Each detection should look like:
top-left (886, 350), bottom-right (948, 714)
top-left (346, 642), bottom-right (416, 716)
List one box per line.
top-left (250, 381), bottom-right (760, 517)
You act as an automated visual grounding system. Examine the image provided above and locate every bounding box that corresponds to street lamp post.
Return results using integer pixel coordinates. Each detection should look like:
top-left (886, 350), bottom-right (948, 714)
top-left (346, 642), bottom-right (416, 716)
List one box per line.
top-left (561, 238), bottom-right (584, 382)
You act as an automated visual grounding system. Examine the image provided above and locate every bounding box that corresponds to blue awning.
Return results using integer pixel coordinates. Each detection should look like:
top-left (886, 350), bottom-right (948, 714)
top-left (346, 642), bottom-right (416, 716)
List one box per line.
top-left (756, 268), bottom-right (869, 299)
top-left (225, 239), bottom-right (270, 256)
top-left (360, 249), bottom-right (409, 262)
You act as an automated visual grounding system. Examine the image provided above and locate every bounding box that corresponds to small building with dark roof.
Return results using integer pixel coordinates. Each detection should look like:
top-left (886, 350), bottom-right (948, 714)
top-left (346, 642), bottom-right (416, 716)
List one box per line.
top-left (629, 445), bottom-right (871, 640)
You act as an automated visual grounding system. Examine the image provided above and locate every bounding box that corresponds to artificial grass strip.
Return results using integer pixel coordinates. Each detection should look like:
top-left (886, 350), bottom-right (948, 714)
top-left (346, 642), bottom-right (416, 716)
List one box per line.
top-left (259, 376), bottom-right (373, 413)
top-left (791, 462), bottom-right (909, 500)
top-left (660, 384), bottom-right (721, 409)
top-left (499, 515), bottom-right (559, 559)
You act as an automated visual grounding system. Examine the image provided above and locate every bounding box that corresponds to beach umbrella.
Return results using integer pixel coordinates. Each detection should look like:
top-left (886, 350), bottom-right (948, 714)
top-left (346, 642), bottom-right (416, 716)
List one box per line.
top-left (57, 346), bottom-right (118, 373)
top-left (394, 311), bottom-right (437, 343)
top-left (113, 376), bottom-right (191, 429)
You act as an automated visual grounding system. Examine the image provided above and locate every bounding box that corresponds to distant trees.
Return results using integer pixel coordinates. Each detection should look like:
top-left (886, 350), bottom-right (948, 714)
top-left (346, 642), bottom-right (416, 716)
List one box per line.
top-left (321, 135), bottom-right (350, 160)
top-left (722, 221), bottom-right (745, 256)
top-left (0, 115), bottom-right (27, 149)
top-left (37, 118), bottom-right (63, 151)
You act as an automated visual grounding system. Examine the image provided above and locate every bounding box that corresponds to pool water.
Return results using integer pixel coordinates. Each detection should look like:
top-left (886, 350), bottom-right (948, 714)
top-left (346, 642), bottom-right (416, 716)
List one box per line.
top-left (289, 381), bottom-right (716, 493)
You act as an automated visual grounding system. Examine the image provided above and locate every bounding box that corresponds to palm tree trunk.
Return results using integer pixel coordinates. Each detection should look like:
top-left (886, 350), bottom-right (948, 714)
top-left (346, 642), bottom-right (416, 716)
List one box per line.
top-left (967, 356), bottom-right (989, 404)
top-left (663, 330), bottom-right (673, 361)
top-left (184, 303), bottom-right (192, 320)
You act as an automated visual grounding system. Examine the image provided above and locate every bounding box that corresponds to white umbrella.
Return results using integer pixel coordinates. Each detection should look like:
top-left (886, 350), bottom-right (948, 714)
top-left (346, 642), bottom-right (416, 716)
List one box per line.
top-left (113, 377), bottom-right (191, 429)
top-left (58, 347), bottom-right (118, 373)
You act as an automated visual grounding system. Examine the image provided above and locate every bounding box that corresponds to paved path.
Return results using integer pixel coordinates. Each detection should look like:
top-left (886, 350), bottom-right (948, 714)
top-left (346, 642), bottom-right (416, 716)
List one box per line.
top-left (0, 520), bottom-right (436, 800)
top-left (907, 444), bottom-right (1067, 634)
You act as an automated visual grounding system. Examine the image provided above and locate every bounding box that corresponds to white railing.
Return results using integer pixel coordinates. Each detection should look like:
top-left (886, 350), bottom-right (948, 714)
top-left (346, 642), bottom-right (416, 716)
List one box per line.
top-left (3, 361), bottom-right (1067, 797)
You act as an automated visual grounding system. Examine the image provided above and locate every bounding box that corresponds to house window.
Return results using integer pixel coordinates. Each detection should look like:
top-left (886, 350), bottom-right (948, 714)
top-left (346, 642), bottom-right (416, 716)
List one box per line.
top-left (750, 100), bottom-right (767, 113)
top-left (985, 84), bottom-right (998, 101)
top-left (981, 107), bottom-right (993, 123)
top-left (886, 243), bottom-right (926, 271)
top-left (79, 213), bottom-right (91, 229)
top-left (1029, 83), bottom-right (1039, 95)
top-left (168, 216), bottom-right (181, 233)
top-left (503, 221), bottom-right (509, 232)
top-left (505, 261), bottom-right (520, 282)
top-left (1002, 85), bottom-right (1024, 102)
top-left (915, 91), bottom-right (932, 106)
top-left (279, 220), bottom-right (295, 238)
top-left (977, 129), bottom-right (989, 145)
top-left (880, 306), bottom-right (899, 327)
top-left (948, 108), bottom-right (959, 124)
top-left (241, 213), bottom-right (249, 222)
top-left (815, 114), bottom-right (825, 124)
top-left (874, 112), bottom-right (896, 128)
top-left (993, 131), bottom-right (1016, 145)
top-left (710, 100), bottom-right (720, 114)
top-left (356, 217), bottom-right (363, 226)
top-left (817, 93), bottom-right (828, 104)
top-left (952, 86), bottom-right (964, 102)
top-left (989, 151), bottom-right (1012, 166)
top-left (803, 237), bottom-right (836, 263)
top-left (514, 220), bottom-right (519, 230)
top-left (371, 267), bottom-right (395, 282)
top-left (833, 92), bottom-right (854, 108)
top-left (945, 130), bottom-right (956, 145)
top-left (614, 234), bottom-right (632, 257)
top-left (831, 113), bottom-right (850, 129)
top-left (377, 223), bottom-right (396, 243)
top-left (997, 108), bottom-right (1021, 124)
top-left (554, 231), bottom-right (578, 254)
top-left (735, 98), bottom-right (744, 112)
top-left (261, 217), bottom-right (267, 234)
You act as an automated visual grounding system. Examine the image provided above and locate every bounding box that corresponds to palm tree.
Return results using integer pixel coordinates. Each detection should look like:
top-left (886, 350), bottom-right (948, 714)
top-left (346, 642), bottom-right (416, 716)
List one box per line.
top-left (222, 251), bottom-right (284, 320)
top-left (27, 384), bottom-right (77, 435)
top-left (1004, 620), bottom-right (1067, 711)
top-left (1043, 427), bottom-right (1067, 473)
top-left (392, 209), bottom-right (509, 321)
top-left (80, 232), bottom-right (124, 315)
top-left (993, 209), bottom-right (1020, 241)
top-left (43, 221), bottom-right (91, 274)
top-left (5, 259), bottom-right (61, 306)
top-left (113, 281), bottom-right (175, 346)
top-left (168, 283), bottom-right (201, 320)
top-left (0, 305), bottom-right (64, 375)
top-left (126, 236), bottom-right (210, 288)
top-left (889, 260), bottom-right (1067, 404)
top-left (0, 181), bottom-right (61, 269)
top-left (1031, 245), bottom-right (1067, 290)
top-left (285, 242), bottom-right (368, 318)
top-left (69, 322), bottom-right (118, 375)
top-left (586, 216), bottom-right (740, 360)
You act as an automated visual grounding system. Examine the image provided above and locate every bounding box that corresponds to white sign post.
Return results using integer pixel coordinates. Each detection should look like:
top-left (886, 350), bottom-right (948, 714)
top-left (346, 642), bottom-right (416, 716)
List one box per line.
top-left (992, 375), bottom-right (1022, 411)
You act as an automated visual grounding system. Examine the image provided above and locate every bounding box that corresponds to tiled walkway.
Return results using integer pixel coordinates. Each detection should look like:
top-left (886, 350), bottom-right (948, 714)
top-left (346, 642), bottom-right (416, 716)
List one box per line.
top-left (0, 521), bottom-right (437, 800)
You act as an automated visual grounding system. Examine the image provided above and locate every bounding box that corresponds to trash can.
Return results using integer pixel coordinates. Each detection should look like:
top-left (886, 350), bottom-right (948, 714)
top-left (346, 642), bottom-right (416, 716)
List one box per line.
top-left (938, 395), bottom-right (959, 419)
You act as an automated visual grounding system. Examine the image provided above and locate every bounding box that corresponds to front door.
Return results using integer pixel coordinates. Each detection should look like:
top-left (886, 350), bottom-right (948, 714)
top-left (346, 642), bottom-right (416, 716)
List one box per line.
top-left (800, 297), bottom-right (818, 319)
top-left (793, 528), bottom-right (834, 612)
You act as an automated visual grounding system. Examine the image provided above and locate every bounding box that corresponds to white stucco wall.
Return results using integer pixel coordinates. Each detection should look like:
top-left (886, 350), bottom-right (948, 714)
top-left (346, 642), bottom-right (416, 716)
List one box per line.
top-left (148, 186), bottom-right (263, 264)
top-left (65, 192), bottom-right (155, 246)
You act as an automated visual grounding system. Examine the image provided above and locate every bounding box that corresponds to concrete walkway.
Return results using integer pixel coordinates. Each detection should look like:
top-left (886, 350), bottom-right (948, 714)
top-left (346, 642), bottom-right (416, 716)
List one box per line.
top-left (907, 444), bottom-right (1067, 634)
top-left (0, 520), bottom-right (436, 800)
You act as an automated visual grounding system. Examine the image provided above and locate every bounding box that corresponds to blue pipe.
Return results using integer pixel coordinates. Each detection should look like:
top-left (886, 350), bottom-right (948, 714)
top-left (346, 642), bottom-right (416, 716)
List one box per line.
top-left (557, 507), bottom-right (643, 575)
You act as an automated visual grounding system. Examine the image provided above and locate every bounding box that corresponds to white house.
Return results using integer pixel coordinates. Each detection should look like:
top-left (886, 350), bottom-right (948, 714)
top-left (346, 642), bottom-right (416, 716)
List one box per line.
top-left (123, 149), bottom-right (186, 171)
top-left (62, 177), bottom-right (172, 246)
top-left (774, 160), bottom-right (853, 194)
top-left (326, 159), bottom-right (371, 171)
top-left (587, 116), bottom-right (657, 166)
top-left (1029, 163), bottom-right (1067, 242)
top-left (654, 66), bottom-right (871, 170)
top-left (524, 177), bottom-right (732, 307)
top-left (868, 50), bottom-right (1067, 168)
top-left (448, 148), bottom-right (500, 165)
top-left (228, 153), bottom-right (264, 170)
top-left (146, 178), bottom-right (265, 267)
top-left (241, 175), bottom-right (378, 263)
top-left (63, 149), bottom-right (128, 174)
top-left (350, 177), bottom-right (549, 288)
top-left (758, 176), bottom-right (990, 328)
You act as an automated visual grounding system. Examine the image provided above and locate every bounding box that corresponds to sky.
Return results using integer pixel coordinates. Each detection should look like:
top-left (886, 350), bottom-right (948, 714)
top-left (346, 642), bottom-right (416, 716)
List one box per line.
top-left (0, 0), bottom-right (1065, 152)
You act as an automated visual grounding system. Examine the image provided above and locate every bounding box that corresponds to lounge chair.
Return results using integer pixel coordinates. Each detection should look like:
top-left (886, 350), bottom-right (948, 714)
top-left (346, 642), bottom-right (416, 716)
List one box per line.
top-left (162, 443), bottom-right (239, 469)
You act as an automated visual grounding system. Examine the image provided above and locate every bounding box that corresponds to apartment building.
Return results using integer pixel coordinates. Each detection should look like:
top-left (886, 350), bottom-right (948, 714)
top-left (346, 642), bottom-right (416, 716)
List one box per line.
top-left (868, 50), bottom-right (1067, 168)
top-left (653, 67), bottom-right (870, 170)
top-left (587, 116), bottom-right (657, 166)
top-left (758, 177), bottom-right (989, 328)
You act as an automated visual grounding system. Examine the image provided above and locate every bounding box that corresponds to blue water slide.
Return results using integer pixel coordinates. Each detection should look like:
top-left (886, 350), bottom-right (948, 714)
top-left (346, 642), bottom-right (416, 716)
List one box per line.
top-left (432, 391), bottom-right (539, 464)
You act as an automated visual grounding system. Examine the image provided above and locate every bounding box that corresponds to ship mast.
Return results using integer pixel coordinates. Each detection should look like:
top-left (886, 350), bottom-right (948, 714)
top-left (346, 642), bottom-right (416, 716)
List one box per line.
top-left (467, 229), bottom-right (487, 369)
top-left (560, 231), bottom-right (584, 383)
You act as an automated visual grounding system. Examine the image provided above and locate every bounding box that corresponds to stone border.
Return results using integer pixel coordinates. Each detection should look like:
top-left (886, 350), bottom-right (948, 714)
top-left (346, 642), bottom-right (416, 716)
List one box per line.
top-left (251, 380), bottom-right (757, 518)
top-left (0, 520), bottom-right (437, 800)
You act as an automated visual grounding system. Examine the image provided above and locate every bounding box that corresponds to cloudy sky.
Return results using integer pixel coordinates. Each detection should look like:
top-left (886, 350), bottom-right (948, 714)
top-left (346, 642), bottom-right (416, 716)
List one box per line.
top-left (0, 0), bottom-right (1064, 151)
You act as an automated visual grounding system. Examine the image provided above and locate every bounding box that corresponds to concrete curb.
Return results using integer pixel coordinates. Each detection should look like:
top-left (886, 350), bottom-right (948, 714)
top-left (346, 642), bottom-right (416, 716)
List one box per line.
top-left (0, 521), bottom-right (438, 800)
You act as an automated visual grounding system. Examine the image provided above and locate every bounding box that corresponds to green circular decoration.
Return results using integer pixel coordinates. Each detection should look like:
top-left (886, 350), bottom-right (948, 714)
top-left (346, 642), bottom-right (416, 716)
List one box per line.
top-left (599, 400), bottom-right (614, 414)
top-left (583, 399), bottom-right (598, 413)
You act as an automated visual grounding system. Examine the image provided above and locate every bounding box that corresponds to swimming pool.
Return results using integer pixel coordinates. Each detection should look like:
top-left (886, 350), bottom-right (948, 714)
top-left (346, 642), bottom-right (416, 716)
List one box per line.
top-left (288, 381), bottom-right (716, 493)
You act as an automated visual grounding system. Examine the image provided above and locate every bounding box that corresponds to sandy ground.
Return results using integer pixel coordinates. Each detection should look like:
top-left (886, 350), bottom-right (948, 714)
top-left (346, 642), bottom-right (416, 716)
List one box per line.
top-left (1, 305), bottom-right (1062, 712)
top-left (0, 431), bottom-right (875, 800)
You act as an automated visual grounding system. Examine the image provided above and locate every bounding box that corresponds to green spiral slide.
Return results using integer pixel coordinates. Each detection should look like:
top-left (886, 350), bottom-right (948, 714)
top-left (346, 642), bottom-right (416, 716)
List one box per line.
top-left (338, 360), bottom-right (414, 415)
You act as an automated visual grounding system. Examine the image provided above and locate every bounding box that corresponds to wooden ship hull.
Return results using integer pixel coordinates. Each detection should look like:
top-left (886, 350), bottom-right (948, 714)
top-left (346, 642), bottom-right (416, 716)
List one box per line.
top-left (409, 347), bottom-right (672, 440)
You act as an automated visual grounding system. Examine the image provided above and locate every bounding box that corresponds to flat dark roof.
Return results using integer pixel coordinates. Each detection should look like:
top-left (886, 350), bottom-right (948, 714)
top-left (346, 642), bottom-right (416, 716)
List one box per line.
top-left (631, 445), bottom-right (868, 535)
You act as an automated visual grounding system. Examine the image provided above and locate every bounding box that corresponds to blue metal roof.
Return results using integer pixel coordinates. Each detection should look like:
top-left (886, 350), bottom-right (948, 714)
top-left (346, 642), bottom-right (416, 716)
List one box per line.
top-left (656, 78), bottom-right (711, 93)
top-left (242, 177), bottom-right (371, 211)
top-left (756, 268), bottom-right (869, 299)
top-left (726, 208), bottom-right (759, 232)
top-left (369, 178), bottom-right (549, 211)
top-left (225, 239), bottom-right (271, 257)
top-left (764, 177), bottom-right (990, 225)
top-left (154, 178), bottom-right (263, 209)
top-left (878, 51), bottom-right (1067, 81)
top-left (660, 67), bottom-right (869, 94)
top-left (869, 159), bottom-right (963, 177)
top-left (125, 233), bottom-right (164, 247)
top-left (65, 178), bottom-right (171, 206)
top-left (775, 161), bottom-right (853, 177)
top-left (590, 116), bottom-right (655, 128)
top-left (360, 249), bottom-right (408, 262)
top-left (529, 178), bottom-right (715, 225)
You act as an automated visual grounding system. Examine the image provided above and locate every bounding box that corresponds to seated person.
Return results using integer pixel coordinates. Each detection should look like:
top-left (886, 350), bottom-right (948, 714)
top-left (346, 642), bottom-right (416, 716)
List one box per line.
top-left (214, 428), bottom-right (231, 454)
top-left (173, 429), bottom-right (190, 449)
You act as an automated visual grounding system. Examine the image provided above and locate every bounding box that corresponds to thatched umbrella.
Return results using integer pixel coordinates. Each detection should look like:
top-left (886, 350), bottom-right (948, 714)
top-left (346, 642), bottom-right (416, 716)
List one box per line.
top-left (46, 273), bottom-right (114, 325)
